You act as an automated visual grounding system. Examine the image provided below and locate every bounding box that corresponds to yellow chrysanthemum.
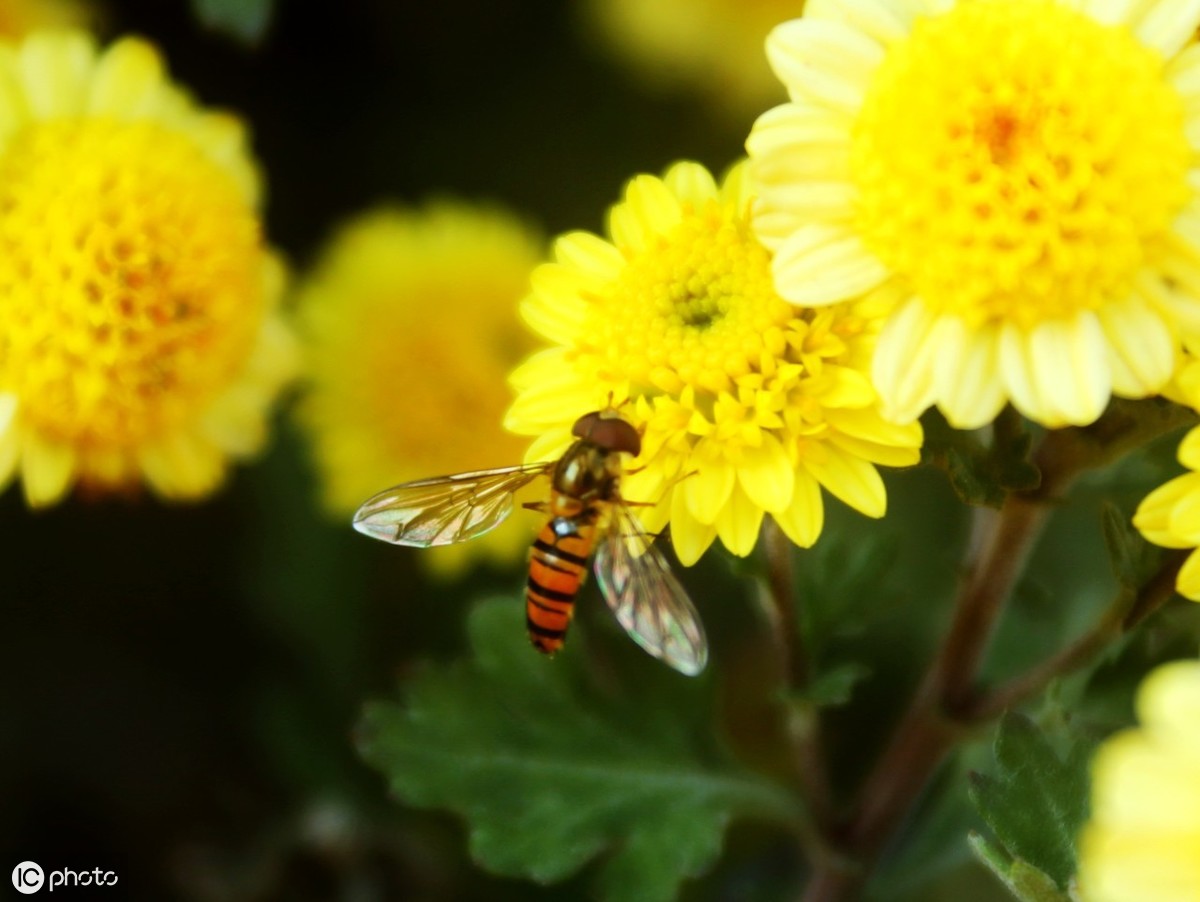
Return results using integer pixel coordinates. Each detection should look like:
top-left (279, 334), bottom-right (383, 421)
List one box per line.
top-left (582, 0), bottom-right (792, 113)
top-left (1133, 424), bottom-right (1200, 599)
top-left (296, 203), bottom-right (543, 575)
top-left (747, 0), bottom-right (1200, 430)
top-left (1077, 658), bottom-right (1200, 902)
top-left (0, 0), bottom-right (91, 39)
top-left (504, 161), bottom-right (922, 566)
top-left (0, 32), bottom-right (296, 506)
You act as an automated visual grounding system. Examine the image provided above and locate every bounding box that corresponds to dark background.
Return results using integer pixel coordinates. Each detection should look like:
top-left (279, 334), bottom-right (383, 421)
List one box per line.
top-left (0, 1), bottom-right (767, 899)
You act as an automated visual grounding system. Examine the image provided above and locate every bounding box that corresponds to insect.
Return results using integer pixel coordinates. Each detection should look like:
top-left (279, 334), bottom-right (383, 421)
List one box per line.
top-left (352, 409), bottom-right (708, 675)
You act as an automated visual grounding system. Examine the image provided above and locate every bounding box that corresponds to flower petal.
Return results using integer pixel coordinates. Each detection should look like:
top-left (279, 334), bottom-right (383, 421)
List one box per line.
top-left (773, 468), bottom-right (824, 547)
top-left (766, 19), bottom-right (884, 112)
top-left (802, 444), bottom-right (886, 517)
top-left (715, 484), bottom-right (765, 557)
top-left (21, 431), bottom-right (77, 507)
top-left (772, 224), bottom-right (889, 306)
top-left (871, 296), bottom-right (942, 424)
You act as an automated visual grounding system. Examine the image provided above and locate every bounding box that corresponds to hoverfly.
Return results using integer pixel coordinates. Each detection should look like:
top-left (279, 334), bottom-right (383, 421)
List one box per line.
top-left (352, 409), bottom-right (708, 675)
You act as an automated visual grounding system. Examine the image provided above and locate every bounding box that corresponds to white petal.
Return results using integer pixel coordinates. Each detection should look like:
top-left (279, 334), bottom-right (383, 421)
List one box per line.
top-left (1098, 295), bottom-right (1176, 396)
top-left (871, 297), bottom-right (942, 423)
top-left (766, 19), bottom-right (884, 113)
top-left (933, 320), bottom-right (1008, 429)
top-left (18, 32), bottom-right (95, 118)
top-left (1132, 0), bottom-right (1200, 58)
top-left (772, 224), bottom-right (890, 305)
top-left (804, 0), bottom-right (915, 44)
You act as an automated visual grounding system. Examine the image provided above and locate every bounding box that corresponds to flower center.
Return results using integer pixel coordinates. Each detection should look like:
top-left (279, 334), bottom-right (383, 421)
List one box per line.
top-left (850, 0), bottom-right (1190, 329)
top-left (586, 199), bottom-right (794, 394)
top-left (0, 119), bottom-right (265, 447)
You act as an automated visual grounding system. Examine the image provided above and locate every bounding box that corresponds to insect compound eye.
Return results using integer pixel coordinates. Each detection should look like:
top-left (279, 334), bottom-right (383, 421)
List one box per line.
top-left (571, 410), bottom-right (641, 456)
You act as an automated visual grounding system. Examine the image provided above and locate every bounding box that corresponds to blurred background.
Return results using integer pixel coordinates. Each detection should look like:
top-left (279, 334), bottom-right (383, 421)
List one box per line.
top-left (5, 2), bottom-right (1196, 901)
top-left (0, 0), bottom-right (780, 898)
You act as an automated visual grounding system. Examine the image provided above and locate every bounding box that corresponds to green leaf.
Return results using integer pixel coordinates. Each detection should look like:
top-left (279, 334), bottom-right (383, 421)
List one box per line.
top-left (191, 0), bottom-right (274, 44)
top-left (804, 661), bottom-right (871, 707)
top-left (1100, 502), bottom-right (1160, 592)
top-left (968, 833), bottom-right (1072, 902)
top-left (921, 408), bottom-right (1041, 508)
top-left (358, 598), bottom-right (800, 901)
top-left (968, 713), bottom-right (1091, 889)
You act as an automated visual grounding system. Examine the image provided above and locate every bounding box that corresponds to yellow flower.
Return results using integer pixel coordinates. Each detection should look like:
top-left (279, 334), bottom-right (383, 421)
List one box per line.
top-left (0, 0), bottom-right (92, 39)
top-left (504, 161), bottom-right (922, 566)
top-left (582, 0), bottom-right (791, 113)
top-left (1077, 658), bottom-right (1200, 902)
top-left (747, 0), bottom-right (1200, 430)
top-left (296, 202), bottom-right (543, 575)
top-left (1133, 425), bottom-right (1200, 599)
top-left (0, 32), bottom-right (296, 506)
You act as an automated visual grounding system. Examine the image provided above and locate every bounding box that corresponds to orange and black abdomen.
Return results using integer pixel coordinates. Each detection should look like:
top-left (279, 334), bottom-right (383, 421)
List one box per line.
top-left (526, 516), bottom-right (597, 656)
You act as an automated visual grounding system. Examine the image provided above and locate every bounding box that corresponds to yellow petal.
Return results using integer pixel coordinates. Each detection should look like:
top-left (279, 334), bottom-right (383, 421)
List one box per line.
top-left (684, 459), bottom-right (735, 525)
top-left (87, 38), bottom-right (165, 117)
top-left (1177, 425), bottom-right (1200, 469)
top-left (715, 484), bottom-right (765, 557)
top-left (669, 487), bottom-right (717, 566)
top-left (802, 445), bottom-right (885, 517)
top-left (663, 160), bottom-right (718, 207)
top-left (553, 231), bottom-right (623, 280)
top-left (22, 431), bottom-right (77, 507)
top-left (773, 469), bottom-right (824, 547)
top-left (738, 431), bottom-right (795, 513)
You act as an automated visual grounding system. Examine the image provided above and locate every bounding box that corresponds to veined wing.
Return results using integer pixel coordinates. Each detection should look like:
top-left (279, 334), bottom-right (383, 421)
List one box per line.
top-left (593, 505), bottom-right (708, 676)
top-left (352, 462), bottom-right (552, 547)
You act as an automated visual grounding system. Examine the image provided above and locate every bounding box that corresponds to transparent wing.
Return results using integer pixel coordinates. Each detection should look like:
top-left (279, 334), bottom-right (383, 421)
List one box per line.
top-left (593, 505), bottom-right (708, 676)
top-left (352, 462), bottom-right (552, 547)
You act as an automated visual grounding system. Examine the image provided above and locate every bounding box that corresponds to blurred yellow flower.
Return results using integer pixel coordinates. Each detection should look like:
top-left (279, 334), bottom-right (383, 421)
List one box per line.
top-left (0, 0), bottom-right (92, 39)
top-left (1077, 658), bottom-right (1200, 902)
top-left (1133, 425), bottom-right (1200, 600)
top-left (504, 160), bottom-right (922, 567)
top-left (296, 202), bottom-right (543, 574)
top-left (582, 0), bottom-right (791, 113)
top-left (747, 0), bottom-right (1200, 430)
top-left (0, 32), bottom-right (296, 506)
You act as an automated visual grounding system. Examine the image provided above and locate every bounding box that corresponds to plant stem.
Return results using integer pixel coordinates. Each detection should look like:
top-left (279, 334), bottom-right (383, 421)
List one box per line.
top-left (964, 548), bottom-right (1186, 722)
top-left (802, 427), bottom-right (1081, 901)
top-left (759, 519), bottom-right (835, 845)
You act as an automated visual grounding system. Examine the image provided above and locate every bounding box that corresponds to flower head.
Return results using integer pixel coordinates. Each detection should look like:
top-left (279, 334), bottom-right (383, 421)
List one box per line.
top-left (747, 0), bottom-right (1200, 429)
top-left (1077, 658), bottom-right (1200, 902)
top-left (583, 0), bottom-right (789, 113)
top-left (296, 202), bottom-right (543, 574)
top-left (0, 32), bottom-right (295, 506)
top-left (505, 161), bottom-right (922, 566)
top-left (1133, 424), bottom-right (1200, 599)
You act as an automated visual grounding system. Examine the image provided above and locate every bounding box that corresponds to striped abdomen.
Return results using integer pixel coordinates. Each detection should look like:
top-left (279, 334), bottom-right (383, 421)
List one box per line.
top-left (526, 515), bottom-right (597, 655)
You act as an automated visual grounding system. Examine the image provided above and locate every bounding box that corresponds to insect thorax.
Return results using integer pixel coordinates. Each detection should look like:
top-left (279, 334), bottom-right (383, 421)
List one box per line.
top-left (551, 439), bottom-right (622, 506)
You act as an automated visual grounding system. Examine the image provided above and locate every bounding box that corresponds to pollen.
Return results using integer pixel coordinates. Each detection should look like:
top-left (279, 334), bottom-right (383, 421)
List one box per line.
top-left (0, 118), bottom-right (264, 448)
top-left (850, 0), bottom-right (1191, 330)
top-left (591, 200), bottom-right (794, 394)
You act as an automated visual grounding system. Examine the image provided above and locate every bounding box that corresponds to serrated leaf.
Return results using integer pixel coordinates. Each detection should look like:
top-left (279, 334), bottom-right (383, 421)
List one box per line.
top-left (191, 0), bottom-right (274, 43)
top-left (969, 714), bottom-right (1091, 889)
top-left (968, 833), bottom-right (1071, 902)
top-left (358, 598), bottom-right (800, 901)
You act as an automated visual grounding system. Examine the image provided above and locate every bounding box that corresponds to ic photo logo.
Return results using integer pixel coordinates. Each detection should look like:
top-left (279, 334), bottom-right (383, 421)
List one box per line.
top-left (11, 861), bottom-right (118, 893)
top-left (12, 862), bottom-right (43, 894)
